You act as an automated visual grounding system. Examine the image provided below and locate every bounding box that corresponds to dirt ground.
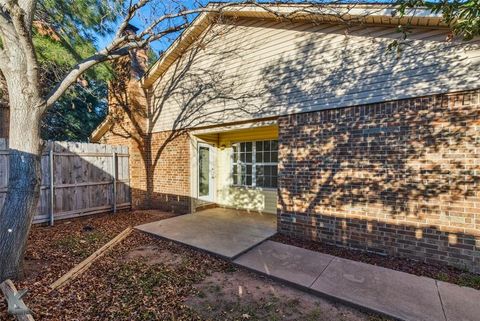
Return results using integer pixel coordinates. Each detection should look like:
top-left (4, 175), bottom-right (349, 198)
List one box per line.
top-left (186, 270), bottom-right (381, 321)
top-left (0, 210), bottom-right (389, 321)
top-left (126, 242), bottom-right (385, 321)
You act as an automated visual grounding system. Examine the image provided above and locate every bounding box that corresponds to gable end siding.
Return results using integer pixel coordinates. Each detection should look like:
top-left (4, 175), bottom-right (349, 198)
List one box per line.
top-left (148, 18), bottom-right (480, 133)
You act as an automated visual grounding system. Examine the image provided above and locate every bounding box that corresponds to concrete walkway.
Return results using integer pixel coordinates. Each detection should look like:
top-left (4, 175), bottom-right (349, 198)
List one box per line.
top-left (136, 208), bottom-right (276, 259)
top-left (234, 241), bottom-right (480, 321)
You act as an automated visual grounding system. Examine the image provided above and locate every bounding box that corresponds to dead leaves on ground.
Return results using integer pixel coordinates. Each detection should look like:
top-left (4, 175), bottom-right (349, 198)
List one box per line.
top-left (1, 210), bottom-right (230, 321)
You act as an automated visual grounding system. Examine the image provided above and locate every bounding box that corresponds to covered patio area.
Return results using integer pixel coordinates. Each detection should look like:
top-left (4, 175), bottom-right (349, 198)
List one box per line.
top-left (135, 207), bottom-right (277, 259)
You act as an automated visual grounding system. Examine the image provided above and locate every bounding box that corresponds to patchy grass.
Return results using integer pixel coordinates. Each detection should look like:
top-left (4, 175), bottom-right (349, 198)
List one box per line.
top-left (185, 269), bottom-right (388, 321)
top-left (457, 274), bottom-right (480, 288)
top-left (55, 230), bottom-right (110, 258)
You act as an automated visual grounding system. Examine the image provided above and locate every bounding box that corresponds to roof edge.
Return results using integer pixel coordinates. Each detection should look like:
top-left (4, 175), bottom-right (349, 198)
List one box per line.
top-left (141, 2), bottom-right (445, 88)
top-left (89, 116), bottom-right (113, 143)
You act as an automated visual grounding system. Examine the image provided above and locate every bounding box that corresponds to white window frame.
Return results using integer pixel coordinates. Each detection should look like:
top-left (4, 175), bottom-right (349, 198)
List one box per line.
top-left (231, 140), bottom-right (278, 189)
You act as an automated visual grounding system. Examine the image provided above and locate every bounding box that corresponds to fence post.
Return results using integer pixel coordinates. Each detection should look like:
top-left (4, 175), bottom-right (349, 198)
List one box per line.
top-left (49, 147), bottom-right (55, 226)
top-left (112, 151), bottom-right (117, 214)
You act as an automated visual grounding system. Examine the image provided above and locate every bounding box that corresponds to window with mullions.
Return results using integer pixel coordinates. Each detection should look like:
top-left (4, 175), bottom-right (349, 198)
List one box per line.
top-left (232, 140), bottom-right (278, 189)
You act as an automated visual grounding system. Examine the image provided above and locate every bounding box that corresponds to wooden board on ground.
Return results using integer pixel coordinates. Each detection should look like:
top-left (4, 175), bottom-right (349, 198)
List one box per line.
top-left (50, 227), bottom-right (133, 291)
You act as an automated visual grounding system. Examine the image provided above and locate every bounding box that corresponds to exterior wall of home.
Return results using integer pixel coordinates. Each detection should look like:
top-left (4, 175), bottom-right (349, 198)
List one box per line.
top-left (148, 17), bottom-right (480, 133)
top-left (278, 89), bottom-right (480, 273)
top-left (101, 128), bottom-right (192, 213)
top-left (192, 124), bottom-right (278, 214)
top-left (145, 131), bottom-right (192, 213)
top-left (99, 73), bottom-right (192, 213)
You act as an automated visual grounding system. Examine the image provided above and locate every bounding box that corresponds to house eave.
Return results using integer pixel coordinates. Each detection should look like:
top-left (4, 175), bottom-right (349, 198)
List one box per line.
top-left (141, 2), bottom-right (446, 88)
top-left (89, 117), bottom-right (113, 143)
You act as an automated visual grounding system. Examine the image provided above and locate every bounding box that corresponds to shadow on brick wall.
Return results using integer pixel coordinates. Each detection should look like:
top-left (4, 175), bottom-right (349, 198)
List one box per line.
top-left (102, 18), bottom-right (268, 209)
top-left (130, 188), bottom-right (193, 214)
top-left (266, 32), bottom-right (480, 272)
top-left (278, 213), bottom-right (480, 273)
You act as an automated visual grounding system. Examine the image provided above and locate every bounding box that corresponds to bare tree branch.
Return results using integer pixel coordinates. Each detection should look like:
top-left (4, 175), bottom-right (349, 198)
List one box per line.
top-left (46, 20), bottom-right (188, 108)
top-left (43, 1), bottom-right (250, 108)
top-left (13, 0), bottom-right (401, 112)
top-left (45, 50), bottom-right (126, 107)
top-left (138, 1), bottom-right (251, 38)
top-left (114, 0), bottom-right (151, 39)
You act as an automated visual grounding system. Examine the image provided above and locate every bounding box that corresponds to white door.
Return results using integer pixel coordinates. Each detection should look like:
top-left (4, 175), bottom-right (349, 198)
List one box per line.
top-left (198, 143), bottom-right (215, 202)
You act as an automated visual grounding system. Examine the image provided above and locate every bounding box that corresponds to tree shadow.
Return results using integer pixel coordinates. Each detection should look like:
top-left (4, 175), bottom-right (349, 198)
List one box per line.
top-left (99, 15), bottom-right (480, 270)
top-left (103, 17), bottom-right (268, 210)
top-left (265, 26), bottom-right (480, 217)
top-left (260, 24), bottom-right (478, 114)
top-left (259, 25), bottom-right (480, 270)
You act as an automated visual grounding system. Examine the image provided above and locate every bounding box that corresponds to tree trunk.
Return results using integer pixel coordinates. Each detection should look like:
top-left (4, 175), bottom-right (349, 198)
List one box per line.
top-left (0, 76), bottom-right (44, 282)
top-left (0, 72), bottom-right (9, 139)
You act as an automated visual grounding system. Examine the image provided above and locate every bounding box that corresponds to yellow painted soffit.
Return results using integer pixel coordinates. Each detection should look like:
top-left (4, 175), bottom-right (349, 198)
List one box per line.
top-left (195, 124), bottom-right (278, 147)
top-left (218, 125), bottom-right (278, 147)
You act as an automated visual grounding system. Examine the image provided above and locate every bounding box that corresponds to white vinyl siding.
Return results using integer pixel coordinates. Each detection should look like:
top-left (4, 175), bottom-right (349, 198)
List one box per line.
top-left (149, 18), bottom-right (480, 132)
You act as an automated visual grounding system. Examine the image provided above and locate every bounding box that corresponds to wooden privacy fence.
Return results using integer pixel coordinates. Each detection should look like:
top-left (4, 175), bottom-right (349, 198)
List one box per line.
top-left (0, 139), bottom-right (131, 224)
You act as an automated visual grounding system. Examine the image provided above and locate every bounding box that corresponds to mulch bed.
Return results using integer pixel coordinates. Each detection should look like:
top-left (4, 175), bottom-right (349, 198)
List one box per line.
top-left (271, 234), bottom-right (480, 290)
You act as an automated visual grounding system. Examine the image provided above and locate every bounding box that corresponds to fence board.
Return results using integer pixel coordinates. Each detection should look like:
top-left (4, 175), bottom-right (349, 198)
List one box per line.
top-left (0, 140), bottom-right (131, 224)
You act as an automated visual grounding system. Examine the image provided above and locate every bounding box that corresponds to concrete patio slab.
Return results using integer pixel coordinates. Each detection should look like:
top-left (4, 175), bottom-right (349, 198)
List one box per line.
top-left (135, 208), bottom-right (276, 259)
top-left (438, 281), bottom-right (480, 321)
top-left (138, 216), bottom-right (480, 321)
top-left (234, 240), bottom-right (335, 287)
top-left (311, 257), bottom-right (446, 321)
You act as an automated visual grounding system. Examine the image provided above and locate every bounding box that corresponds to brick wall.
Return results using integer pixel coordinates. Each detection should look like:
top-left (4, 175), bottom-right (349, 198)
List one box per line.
top-left (278, 90), bottom-right (480, 273)
top-left (102, 128), bottom-right (191, 213)
top-left (100, 70), bottom-right (192, 214)
top-left (141, 131), bottom-right (191, 213)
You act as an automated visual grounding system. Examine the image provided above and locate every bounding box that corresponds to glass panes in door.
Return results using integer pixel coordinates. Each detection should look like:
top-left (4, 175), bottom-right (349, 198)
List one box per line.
top-left (198, 146), bottom-right (210, 197)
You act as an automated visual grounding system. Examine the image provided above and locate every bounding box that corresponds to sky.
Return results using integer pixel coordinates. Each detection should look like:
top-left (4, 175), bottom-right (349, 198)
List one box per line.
top-left (95, 0), bottom-right (397, 55)
top-left (95, 0), bottom-right (211, 53)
